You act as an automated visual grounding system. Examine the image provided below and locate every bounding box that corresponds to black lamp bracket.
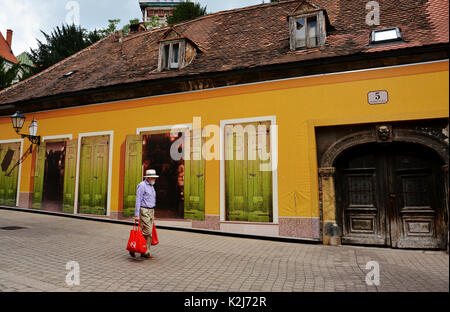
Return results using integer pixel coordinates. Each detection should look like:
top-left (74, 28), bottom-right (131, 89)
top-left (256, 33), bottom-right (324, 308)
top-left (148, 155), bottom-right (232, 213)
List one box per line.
top-left (20, 133), bottom-right (41, 146)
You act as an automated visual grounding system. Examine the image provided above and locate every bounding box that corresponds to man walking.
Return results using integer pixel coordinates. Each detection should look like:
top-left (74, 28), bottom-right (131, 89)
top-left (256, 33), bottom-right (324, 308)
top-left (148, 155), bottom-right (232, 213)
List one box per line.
top-left (130, 169), bottom-right (159, 259)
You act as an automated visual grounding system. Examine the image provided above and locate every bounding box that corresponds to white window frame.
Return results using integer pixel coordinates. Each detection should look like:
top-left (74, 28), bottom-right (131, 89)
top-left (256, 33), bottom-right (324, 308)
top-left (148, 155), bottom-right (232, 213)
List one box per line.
top-left (137, 123), bottom-right (192, 136)
top-left (0, 138), bottom-right (24, 207)
top-left (74, 131), bottom-right (114, 216)
top-left (42, 134), bottom-right (73, 142)
top-left (219, 116), bottom-right (279, 224)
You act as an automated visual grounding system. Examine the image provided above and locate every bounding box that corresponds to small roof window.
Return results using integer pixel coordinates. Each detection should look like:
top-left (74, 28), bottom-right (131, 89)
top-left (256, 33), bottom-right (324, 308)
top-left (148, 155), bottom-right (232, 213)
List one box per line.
top-left (370, 27), bottom-right (403, 44)
top-left (288, 1), bottom-right (327, 51)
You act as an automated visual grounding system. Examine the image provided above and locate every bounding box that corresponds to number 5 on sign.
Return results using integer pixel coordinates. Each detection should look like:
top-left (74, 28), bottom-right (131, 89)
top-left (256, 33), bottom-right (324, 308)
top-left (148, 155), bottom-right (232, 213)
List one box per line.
top-left (368, 90), bottom-right (389, 105)
top-left (365, 261), bottom-right (380, 286)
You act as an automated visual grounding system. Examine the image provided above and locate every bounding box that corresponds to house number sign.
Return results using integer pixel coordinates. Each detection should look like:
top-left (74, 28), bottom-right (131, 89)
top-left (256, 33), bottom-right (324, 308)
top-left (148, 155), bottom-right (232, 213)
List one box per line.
top-left (368, 90), bottom-right (389, 105)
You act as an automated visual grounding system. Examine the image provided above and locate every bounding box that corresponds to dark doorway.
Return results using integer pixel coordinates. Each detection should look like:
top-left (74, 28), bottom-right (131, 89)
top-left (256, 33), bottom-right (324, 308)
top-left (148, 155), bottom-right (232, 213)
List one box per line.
top-left (335, 142), bottom-right (447, 249)
top-left (42, 141), bottom-right (66, 212)
top-left (142, 132), bottom-right (184, 219)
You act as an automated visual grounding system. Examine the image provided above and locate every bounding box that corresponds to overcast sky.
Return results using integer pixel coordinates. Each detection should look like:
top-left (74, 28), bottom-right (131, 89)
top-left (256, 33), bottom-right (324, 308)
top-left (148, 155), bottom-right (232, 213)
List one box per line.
top-left (0, 0), bottom-right (264, 55)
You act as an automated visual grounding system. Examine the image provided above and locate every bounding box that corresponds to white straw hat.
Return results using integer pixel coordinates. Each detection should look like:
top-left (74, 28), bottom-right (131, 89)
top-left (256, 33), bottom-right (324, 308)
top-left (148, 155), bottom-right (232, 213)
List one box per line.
top-left (144, 169), bottom-right (159, 178)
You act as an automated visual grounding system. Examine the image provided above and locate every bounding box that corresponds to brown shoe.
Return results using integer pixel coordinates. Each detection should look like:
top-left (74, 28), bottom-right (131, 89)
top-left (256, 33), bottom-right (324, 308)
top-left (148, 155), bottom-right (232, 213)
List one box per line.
top-left (141, 253), bottom-right (154, 259)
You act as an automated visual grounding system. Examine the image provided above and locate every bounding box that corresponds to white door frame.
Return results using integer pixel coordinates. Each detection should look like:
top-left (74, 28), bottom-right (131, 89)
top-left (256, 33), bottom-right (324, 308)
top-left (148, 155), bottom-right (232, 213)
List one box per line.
top-left (137, 123), bottom-right (193, 135)
top-left (219, 116), bottom-right (279, 224)
top-left (0, 138), bottom-right (24, 207)
top-left (74, 131), bottom-right (114, 216)
top-left (42, 134), bottom-right (73, 142)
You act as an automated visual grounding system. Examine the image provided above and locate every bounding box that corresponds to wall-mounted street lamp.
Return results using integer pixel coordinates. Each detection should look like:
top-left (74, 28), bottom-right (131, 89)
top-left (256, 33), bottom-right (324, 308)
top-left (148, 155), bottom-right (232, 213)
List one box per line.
top-left (10, 111), bottom-right (41, 145)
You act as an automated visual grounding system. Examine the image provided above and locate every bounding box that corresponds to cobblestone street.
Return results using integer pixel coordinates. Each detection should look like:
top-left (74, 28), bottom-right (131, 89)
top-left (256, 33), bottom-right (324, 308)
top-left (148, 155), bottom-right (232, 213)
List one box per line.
top-left (0, 209), bottom-right (448, 292)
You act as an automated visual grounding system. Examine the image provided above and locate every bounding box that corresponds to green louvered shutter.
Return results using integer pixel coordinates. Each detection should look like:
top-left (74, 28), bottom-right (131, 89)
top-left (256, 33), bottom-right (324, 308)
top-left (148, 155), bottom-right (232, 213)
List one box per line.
top-left (32, 142), bottom-right (46, 210)
top-left (78, 137), bottom-right (94, 214)
top-left (184, 130), bottom-right (205, 221)
top-left (225, 125), bottom-right (248, 221)
top-left (62, 140), bottom-right (77, 213)
top-left (0, 142), bottom-right (21, 207)
top-left (92, 136), bottom-right (109, 215)
top-left (247, 121), bottom-right (272, 223)
top-left (123, 135), bottom-right (142, 218)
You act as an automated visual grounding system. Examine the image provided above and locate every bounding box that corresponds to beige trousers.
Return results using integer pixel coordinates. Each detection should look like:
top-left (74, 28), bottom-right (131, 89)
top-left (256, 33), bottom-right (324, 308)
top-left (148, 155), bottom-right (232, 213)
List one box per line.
top-left (140, 207), bottom-right (154, 255)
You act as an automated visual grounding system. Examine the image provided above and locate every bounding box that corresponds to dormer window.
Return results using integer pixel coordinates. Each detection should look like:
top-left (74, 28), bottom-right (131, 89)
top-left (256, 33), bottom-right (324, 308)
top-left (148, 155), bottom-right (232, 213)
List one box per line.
top-left (288, 1), bottom-right (327, 51)
top-left (158, 28), bottom-right (200, 72)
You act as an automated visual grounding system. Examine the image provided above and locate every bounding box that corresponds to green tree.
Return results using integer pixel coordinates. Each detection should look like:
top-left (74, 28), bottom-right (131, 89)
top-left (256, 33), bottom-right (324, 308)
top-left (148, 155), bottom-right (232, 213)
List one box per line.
top-left (27, 24), bottom-right (100, 76)
top-left (0, 58), bottom-right (22, 90)
top-left (99, 19), bottom-right (121, 37)
top-left (167, 2), bottom-right (207, 25)
top-left (120, 16), bottom-right (165, 36)
top-left (24, 16), bottom-right (163, 78)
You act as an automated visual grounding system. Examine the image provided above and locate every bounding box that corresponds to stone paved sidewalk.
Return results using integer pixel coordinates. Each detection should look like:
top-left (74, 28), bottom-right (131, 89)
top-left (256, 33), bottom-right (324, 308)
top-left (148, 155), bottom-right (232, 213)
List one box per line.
top-left (0, 209), bottom-right (448, 292)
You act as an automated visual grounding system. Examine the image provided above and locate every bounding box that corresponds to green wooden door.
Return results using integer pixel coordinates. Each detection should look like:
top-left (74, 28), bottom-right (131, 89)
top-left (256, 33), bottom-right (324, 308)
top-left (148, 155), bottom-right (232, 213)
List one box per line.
top-left (32, 142), bottom-right (46, 210)
top-left (225, 122), bottom-right (273, 222)
top-left (62, 140), bottom-right (77, 213)
top-left (184, 130), bottom-right (205, 221)
top-left (0, 142), bottom-right (21, 207)
top-left (123, 135), bottom-right (143, 218)
top-left (78, 135), bottom-right (110, 215)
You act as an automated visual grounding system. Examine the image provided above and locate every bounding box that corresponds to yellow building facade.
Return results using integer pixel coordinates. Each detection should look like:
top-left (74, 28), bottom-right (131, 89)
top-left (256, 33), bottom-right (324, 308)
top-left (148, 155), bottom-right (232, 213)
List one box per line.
top-left (1, 60), bottom-right (448, 245)
top-left (0, 1), bottom-right (448, 249)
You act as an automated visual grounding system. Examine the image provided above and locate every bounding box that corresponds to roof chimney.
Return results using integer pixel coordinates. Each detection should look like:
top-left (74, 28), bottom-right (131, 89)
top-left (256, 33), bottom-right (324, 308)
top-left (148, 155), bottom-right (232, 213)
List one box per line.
top-left (6, 29), bottom-right (13, 48)
top-left (129, 22), bottom-right (147, 35)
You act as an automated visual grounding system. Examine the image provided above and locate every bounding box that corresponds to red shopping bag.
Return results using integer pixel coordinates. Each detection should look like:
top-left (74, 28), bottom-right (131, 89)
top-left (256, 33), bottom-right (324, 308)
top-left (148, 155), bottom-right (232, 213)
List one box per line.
top-left (151, 223), bottom-right (159, 246)
top-left (126, 221), bottom-right (147, 254)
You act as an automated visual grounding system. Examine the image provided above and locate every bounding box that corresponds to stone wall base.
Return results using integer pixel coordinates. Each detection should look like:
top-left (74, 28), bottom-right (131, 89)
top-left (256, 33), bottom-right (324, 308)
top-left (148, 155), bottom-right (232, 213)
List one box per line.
top-left (279, 217), bottom-right (320, 240)
top-left (18, 192), bottom-right (33, 209)
top-left (192, 215), bottom-right (221, 231)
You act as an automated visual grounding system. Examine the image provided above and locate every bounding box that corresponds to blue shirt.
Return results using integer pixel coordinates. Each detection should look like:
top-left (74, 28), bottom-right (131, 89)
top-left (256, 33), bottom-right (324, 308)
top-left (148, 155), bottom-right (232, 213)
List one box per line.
top-left (135, 180), bottom-right (156, 217)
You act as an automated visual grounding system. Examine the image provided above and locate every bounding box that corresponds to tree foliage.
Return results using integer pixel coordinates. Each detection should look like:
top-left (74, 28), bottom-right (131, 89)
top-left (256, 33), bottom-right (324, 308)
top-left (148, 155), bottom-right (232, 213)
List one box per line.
top-left (25, 16), bottom-right (165, 77)
top-left (26, 24), bottom-right (100, 76)
top-left (167, 2), bottom-right (207, 25)
top-left (0, 58), bottom-right (23, 90)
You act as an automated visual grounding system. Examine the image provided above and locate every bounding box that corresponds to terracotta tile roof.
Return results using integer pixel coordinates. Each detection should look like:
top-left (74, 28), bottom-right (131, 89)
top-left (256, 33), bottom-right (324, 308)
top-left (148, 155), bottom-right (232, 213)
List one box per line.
top-left (0, 31), bottom-right (18, 65)
top-left (0, 0), bottom-right (448, 105)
